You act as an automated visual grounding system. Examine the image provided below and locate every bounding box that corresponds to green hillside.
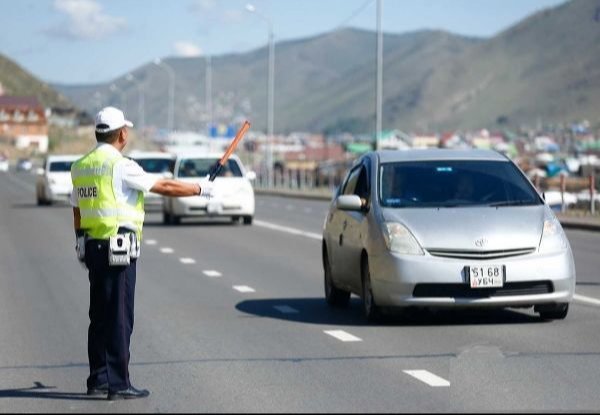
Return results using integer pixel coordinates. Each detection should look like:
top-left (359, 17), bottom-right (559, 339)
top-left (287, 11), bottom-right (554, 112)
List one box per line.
top-left (0, 54), bottom-right (72, 108)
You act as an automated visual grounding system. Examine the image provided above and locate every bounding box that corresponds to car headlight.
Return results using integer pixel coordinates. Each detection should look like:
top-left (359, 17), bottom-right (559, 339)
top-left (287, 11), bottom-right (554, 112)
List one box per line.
top-left (382, 222), bottom-right (424, 255)
top-left (538, 218), bottom-right (568, 254)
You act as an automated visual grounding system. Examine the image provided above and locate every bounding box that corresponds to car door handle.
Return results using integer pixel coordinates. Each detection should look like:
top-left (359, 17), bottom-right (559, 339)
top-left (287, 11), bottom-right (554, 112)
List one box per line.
top-left (339, 234), bottom-right (343, 246)
top-left (342, 220), bottom-right (348, 230)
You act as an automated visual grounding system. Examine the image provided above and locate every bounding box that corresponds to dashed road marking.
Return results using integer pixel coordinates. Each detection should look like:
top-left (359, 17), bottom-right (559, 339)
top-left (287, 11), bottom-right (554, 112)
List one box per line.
top-left (574, 293), bottom-right (600, 307)
top-left (160, 247), bottom-right (174, 254)
top-left (273, 305), bottom-right (299, 314)
top-left (145, 239), bottom-right (157, 245)
top-left (323, 330), bottom-right (362, 342)
top-left (203, 270), bottom-right (222, 278)
top-left (403, 370), bottom-right (450, 387)
top-left (180, 258), bottom-right (196, 264)
top-left (233, 285), bottom-right (256, 293)
top-left (254, 220), bottom-right (321, 240)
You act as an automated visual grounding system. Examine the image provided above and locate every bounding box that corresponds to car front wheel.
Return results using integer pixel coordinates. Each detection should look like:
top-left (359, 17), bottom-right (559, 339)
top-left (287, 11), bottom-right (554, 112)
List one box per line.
top-left (536, 303), bottom-right (569, 320)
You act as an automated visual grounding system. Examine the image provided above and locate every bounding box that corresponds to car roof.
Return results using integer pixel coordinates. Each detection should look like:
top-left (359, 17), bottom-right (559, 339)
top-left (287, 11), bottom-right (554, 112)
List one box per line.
top-left (47, 154), bottom-right (83, 162)
top-left (375, 149), bottom-right (508, 163)
top-left (175, 153), bottom-right (241, 161)
top-left (126, 151), bottom-right (176, 159)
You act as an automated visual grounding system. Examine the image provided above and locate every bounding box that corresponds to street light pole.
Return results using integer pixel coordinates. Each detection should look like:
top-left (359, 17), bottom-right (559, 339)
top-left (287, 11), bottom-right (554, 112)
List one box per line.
top-left (206, 54), bottom-right (213, 130)
top-left (246, 3), bottom-right (275, 188)
top-left (109, 83), bottom-right (126, 110)
top-left (374, 0), bottom-right (383, 151)
top-left (154, 58), bottom-right (176, 131)
top-left (126, 73), bottom-right (145, 131)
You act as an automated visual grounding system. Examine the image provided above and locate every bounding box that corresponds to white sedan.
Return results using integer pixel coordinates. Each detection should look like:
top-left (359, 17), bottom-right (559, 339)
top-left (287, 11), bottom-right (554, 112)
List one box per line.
top-left (162, 153), bottom-right (255, 225)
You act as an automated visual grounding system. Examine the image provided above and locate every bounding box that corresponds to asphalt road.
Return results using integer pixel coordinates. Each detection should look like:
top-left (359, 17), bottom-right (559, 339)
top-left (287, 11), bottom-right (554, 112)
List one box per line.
top-left (1, 170), bottom-right (600, 412)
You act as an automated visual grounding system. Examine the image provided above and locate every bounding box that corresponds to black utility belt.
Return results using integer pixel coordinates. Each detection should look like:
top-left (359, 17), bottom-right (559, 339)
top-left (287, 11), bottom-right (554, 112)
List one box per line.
top-left (85, 232), bottom-right (141, 266)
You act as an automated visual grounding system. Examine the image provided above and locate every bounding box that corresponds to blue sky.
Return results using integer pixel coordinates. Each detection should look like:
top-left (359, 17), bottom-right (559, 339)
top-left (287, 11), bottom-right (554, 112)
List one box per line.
top-left (0, 0), bottom-right (566, 85)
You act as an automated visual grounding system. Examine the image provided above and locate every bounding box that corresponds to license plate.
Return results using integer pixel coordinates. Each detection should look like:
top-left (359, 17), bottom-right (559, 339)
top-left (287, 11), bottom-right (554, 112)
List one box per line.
top-left (207, 202), bottom-right (223, 215)
top-left (467, 265), bottom-right (505, 288)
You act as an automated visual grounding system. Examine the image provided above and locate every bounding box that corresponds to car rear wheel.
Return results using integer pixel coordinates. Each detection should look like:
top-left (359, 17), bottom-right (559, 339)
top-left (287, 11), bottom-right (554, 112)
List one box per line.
top-left (536, 303), bottom-right (569, 320)
top-left (243, 216), bottom-right (253, 225)
top-left (361, 256), bottom-right (382, 322)
top-left (162, 211), bottom-right (171, 224)
top-left (323, 245), bottom-right (350, 307)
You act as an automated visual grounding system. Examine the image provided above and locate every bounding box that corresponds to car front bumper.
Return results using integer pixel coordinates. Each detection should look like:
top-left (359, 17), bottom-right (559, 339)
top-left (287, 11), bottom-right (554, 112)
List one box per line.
top-left (171, 195), bottom-right (255, 217)
top-left (369, 248), bottom-right (575, 307)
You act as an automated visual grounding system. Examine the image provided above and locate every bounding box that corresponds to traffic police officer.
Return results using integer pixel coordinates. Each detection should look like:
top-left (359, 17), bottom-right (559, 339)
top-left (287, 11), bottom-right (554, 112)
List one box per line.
top-left (71, 106), bottom-right (213, 400)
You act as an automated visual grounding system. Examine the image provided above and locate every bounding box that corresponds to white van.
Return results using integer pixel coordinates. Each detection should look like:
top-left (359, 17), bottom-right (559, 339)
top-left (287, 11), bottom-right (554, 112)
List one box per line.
top-left (127, 151), bottom-right (176, 210)
top-left (36, 154), bottom-right (82, 205)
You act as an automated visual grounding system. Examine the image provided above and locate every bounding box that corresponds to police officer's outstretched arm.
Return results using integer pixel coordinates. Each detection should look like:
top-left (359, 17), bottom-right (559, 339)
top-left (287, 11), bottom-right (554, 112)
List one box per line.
top-left (150, 177), bottom-right (214, 198)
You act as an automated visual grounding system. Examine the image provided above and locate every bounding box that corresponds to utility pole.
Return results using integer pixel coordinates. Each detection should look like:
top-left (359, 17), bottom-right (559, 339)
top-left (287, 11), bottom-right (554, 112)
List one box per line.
top-left (374, 0), bottom-right (383, 151)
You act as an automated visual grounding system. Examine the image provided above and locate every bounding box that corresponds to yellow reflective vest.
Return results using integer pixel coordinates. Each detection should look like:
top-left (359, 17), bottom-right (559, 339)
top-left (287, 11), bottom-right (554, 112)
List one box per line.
top-left (71, 147), bottom-right (144, 240)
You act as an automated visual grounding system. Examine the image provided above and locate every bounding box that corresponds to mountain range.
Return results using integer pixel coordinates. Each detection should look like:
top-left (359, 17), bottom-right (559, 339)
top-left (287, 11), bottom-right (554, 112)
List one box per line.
top-left (2, 0), bottom-right (599, 134)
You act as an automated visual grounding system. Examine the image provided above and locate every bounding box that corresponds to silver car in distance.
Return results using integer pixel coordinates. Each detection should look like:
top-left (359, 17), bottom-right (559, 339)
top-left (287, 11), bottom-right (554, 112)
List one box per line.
top-left (322, 149), bottom-right (575, 322)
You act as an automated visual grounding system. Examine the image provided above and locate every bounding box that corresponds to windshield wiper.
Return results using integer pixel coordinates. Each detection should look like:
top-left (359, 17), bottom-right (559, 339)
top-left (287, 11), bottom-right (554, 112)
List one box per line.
top-left (488, 200), bottom-right (537, 207)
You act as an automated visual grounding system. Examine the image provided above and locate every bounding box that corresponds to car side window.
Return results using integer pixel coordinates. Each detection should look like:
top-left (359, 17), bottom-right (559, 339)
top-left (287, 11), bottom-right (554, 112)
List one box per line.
top-left (354, 165), bottom-right (370, 200)
top-left (342, 167), bottom-right (361, 196)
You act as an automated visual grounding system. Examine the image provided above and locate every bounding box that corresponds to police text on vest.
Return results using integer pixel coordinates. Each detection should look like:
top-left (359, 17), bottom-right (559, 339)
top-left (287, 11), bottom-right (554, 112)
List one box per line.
top-left (78, 186), bottom-right (98, 199)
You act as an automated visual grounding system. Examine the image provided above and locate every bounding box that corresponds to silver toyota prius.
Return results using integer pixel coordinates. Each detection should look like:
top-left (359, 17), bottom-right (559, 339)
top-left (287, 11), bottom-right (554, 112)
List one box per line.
top-left (322, 149), bottom-right (575, 322)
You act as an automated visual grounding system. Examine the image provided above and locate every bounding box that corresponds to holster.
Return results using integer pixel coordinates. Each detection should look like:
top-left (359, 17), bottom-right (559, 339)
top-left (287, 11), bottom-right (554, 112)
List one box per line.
top-left (108, 232), bottom-right (141, 266)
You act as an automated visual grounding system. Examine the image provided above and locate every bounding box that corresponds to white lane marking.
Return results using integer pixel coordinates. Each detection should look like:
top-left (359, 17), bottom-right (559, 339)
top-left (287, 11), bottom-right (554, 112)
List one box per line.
top-left (403, 370), bottom-right (450, 387)
top-left (254, 220), bottom-right (321, 241)
top-left (233, 285), bottom-right (256, 293)
top-left (160, 247), bottom-right (174, 254)
top-left (180, 258), bottom-right (196, 264)
top-left (203, 270), bottom-right (222, 278)
top-left (574, 293), bottom-right (600, 307)
top-left (323, 330), bottom-right (362, 342)
top-left (273, 305), bottom-right (299, 314)
top-left (145, 239), bottom-right (157, 246)
top-left (6, 172), bottom-right (36, 192)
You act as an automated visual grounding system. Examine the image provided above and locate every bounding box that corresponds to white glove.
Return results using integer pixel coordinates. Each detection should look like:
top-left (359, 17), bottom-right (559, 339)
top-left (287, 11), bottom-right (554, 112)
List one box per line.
top-left (75, 234), bottom-right (88, 270)
top-left (199, 175), bottom-right (214, 199)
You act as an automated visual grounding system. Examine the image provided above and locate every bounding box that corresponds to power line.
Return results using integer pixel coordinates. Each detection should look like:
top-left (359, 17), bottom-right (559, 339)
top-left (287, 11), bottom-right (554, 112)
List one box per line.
top-left (334, 0), bottom-right (375, 31)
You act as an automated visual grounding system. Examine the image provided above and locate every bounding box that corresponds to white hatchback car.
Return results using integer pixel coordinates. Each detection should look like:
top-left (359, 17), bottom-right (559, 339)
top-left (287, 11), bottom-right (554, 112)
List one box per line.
top-left (36, 154), bottom-right (82, 205)
top-left (127, 151), bottom-right (176, 210)
top-left (163, 153), bottom-right (255, 225)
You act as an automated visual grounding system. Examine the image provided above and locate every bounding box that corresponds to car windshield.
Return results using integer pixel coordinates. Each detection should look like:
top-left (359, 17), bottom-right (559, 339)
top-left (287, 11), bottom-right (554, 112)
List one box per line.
top-left (379, 160), bottom-right (542, 208)
top-left (177, 158), bottom-right (243, 178)
top-left (49, 161), bottom-right (74, 172)
top-left (135, 158), bottom-right (174, 174)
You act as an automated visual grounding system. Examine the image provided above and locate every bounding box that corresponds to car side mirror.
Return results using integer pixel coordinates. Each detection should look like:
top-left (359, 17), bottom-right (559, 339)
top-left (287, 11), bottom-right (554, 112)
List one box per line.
top-left (36, 167), bottom-right (45, 176)
top-left (163, 172), bottom-right (174, 179)
top-left (336, 195), bottom-right (363, 211)
top-left (246, 171), bottom-right (257, 181)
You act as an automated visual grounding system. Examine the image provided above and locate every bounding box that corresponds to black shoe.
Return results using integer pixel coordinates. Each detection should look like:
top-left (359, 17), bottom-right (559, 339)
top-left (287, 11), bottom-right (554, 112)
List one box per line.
top-left (107, 386), bottom-right (150, 401)
top-left (87, 383), bottom-right (108, 396)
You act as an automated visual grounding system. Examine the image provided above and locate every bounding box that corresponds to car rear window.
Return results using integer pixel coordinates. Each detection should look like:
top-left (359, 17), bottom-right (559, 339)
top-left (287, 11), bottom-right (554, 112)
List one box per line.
top-left (49, 161), bottom-right (74, 172)
top-left (379, 160), bottom-right (542, 208)
top-left (134, 158), bottom-right (174, 174)
top-left (177, 158), bottom-right (243, 178)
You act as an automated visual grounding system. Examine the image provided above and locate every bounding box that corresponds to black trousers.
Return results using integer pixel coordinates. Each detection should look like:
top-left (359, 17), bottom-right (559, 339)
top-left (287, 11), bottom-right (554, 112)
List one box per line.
top-left (85, 239), bottom-right (137, 393)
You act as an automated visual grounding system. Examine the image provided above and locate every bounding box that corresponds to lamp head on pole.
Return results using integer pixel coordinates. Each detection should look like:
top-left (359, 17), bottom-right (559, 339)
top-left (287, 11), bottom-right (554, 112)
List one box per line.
top-left (245, 4), bottom-right (256, 12)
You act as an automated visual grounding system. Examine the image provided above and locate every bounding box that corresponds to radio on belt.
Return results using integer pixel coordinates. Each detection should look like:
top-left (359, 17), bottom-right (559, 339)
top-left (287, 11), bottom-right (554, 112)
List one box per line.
top-left (109, 234), bottom-right (131, 266)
